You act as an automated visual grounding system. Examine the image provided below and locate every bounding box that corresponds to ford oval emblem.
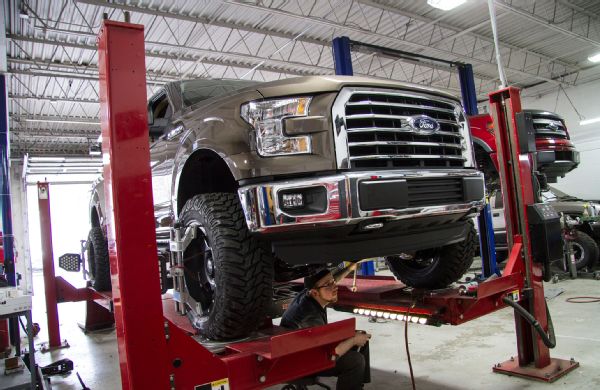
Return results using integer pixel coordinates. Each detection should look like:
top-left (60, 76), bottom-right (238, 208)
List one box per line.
top-left (408, 115), bottom-right (440, 135)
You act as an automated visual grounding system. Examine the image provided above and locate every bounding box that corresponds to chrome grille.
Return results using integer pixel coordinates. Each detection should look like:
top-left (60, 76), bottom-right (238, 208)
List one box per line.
top-left (529, 111), bottom-right (568, 140)
top-left (343, 90), bottom-right (466, 169)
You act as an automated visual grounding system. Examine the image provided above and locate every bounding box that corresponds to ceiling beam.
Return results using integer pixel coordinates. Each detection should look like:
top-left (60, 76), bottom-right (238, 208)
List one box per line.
top-left (494, 0), bottom-right (600, 48)
top-left (12, 114), bottom-right (100, 125)
top-left (11, 128), bottom-right (99, 138)
top-left (8, 69), bottom-right (166, 85)
top-left (9, 93), bottom-right (99, 104)
top-left (76, 0), bottom-right (566, 86)
top-left (222, 0), bottom-right (569, 85)
top-left (8, 34), bottom-right (329, 78)
top-left (357, 0), bottom-right (576, 69)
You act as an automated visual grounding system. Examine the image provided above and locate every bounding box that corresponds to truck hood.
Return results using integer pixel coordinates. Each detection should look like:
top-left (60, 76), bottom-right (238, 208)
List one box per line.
top-left (255, 75), bottom-right (460, 103)
top-left (549, 200), bottom-right (596, 215)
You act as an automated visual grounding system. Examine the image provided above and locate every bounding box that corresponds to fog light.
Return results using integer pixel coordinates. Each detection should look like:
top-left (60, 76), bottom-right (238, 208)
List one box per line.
top-left (281, 193), bottom-right (304, 209)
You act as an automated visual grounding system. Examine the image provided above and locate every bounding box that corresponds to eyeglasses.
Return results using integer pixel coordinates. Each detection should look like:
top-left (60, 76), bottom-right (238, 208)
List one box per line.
top-left (315, 280), bottom-right (337, 290)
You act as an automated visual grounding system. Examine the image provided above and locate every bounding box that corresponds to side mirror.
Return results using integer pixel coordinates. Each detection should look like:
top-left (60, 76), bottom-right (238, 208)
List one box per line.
top-left (149, 118), bottom-right (169, 138)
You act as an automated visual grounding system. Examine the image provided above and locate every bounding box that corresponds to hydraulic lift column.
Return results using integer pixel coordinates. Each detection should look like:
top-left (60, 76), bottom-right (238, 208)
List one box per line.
top-left (489, 87), bottom-right (578, 381)
top-left (97, 20), bottom-right (170, 389)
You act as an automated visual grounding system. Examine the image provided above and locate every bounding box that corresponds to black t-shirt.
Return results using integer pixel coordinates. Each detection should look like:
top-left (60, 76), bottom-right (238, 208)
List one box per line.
top-left (280, 290), bottom-right (327, 329)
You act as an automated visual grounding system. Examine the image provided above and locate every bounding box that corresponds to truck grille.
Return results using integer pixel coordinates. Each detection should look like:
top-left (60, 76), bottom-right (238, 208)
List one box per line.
top-left (343, 90), bottom-right (465, 169)
top-left (407, 178), bottom-right (464, 207)
top-left (529, 111), bottom-right (568, 140)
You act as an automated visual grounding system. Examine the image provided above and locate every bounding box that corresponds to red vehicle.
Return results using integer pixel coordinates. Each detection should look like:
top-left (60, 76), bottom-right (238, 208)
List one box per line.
top-left (469, 110), bottom-right (579, 189)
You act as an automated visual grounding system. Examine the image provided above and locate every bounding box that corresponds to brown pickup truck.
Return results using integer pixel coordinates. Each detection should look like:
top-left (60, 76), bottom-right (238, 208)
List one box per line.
top-left (88, 76), bottom-right (485, 339)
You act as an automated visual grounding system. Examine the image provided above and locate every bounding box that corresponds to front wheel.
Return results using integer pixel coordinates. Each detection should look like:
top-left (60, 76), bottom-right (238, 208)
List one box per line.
top-left (180, 193), bottom-right (273, 340)
top-left (569, 230), bottom-right (599, 270)
top-left (385, 222), bottom-right (477, 288)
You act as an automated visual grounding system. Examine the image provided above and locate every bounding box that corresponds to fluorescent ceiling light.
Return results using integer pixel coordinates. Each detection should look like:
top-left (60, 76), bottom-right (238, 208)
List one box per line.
top-left (427, 0), bottom-right (467, 11)
top-left (579, 117), bottom-right (600, 126)
top-left (588, 53), bottom-right (600, 63)
top-left (25, 118), bottom-right (100, 125)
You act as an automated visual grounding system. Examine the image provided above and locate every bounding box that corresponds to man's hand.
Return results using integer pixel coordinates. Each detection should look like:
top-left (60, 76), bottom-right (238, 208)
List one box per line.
top-left (335, 330), bottom-right (371, 357)
top-left (353, 330), bottom-right (371, 347)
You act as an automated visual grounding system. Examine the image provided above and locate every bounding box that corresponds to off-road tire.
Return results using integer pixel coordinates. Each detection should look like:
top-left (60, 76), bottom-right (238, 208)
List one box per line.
top-left (570, 230), bottom-right (599, 270)
top-left (385, 221), bottom-right (477, 288)
top-left (86, 227), bottom-right (111, 291)
top-left (180, 193), bottom-right (273, 340)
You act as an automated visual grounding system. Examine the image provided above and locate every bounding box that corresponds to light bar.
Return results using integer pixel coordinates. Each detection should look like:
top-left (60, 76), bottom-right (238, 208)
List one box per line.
top-left (579, 117), bottom-right (600, 126)
top-left (588, 53), bottom-right (600, 63)
top-left (352, 307), bottom-right (432, 325)
top-left (427, 0), bottom-right (467, 11)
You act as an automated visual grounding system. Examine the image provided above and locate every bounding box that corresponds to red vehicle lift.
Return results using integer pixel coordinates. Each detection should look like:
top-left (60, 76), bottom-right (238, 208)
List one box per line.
top-left (333, 87), bottom-right (579, 383)
top-left (38, 18), bottom-right (579, 389)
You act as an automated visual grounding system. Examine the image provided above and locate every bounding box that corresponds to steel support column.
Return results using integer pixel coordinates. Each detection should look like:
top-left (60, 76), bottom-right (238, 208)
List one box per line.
top-left (458, 63), bottom-right (498, 277)
top-left (332, 36), bottom-right (353, 76)
top-left (97, 20), bottom-right (170, 389)
top-left (458, 64), bottom-right (477, 116)
top-left (37, 183), bottom-right (63, 349)
top-left (489, 87), bottom-right (577, 382)
top-left (0, 73), bottom-right (20, 348)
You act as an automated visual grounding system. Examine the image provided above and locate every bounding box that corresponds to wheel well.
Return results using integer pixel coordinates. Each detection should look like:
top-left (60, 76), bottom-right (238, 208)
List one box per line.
top-left (177, 149), bottom-right (237, 213)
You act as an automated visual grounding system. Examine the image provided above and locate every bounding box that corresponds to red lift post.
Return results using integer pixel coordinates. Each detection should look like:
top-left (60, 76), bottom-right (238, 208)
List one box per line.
top-left (488, 88), bottom-right (578, 381)
top-left (95, 19), bottom-right (354, 389)
top-left (37, 183), bottom-right (69, 351)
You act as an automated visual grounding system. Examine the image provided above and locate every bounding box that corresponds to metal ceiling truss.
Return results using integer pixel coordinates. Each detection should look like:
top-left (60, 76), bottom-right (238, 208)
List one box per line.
top-left (6, 0), bottom-right (599, 157)
top-left (495, 0), bottom-right (600, 48)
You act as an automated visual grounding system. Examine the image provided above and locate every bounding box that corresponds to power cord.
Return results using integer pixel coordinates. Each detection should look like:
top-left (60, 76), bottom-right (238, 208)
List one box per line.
top-left (566, 296), bottom-right (600, 303)
top-left (404, 302), bottom-right (416, 390)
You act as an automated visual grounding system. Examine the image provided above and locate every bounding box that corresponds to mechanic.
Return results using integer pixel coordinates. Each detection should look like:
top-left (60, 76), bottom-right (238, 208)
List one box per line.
top-left (281, 267), bottom-right (372, 390)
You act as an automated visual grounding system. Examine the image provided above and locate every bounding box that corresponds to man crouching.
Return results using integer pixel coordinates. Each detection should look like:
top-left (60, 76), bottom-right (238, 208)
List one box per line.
top-left (281, 268), bottom-right (372, 390)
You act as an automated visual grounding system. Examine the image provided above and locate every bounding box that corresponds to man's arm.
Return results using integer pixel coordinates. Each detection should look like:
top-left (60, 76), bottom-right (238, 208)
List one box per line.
top-left (333, 262), bottom-right (358, 283)
top-left (334, 331), bottom-right (371, 357)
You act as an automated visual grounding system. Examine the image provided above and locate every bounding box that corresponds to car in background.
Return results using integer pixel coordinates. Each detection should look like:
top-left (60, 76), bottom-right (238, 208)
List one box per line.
top-left (490, 187), bottom-right (599, 270)
top-left (470, 110), bottom-right (579, 190)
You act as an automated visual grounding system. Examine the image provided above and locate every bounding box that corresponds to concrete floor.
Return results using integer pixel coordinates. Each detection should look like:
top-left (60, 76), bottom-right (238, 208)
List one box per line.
top-left (26, 269), bottom-right (600, 389)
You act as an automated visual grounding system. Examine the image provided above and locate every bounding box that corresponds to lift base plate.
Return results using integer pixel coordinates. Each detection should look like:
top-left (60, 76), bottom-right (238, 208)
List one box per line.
top-left (493, 357), bottom-right (579, 382)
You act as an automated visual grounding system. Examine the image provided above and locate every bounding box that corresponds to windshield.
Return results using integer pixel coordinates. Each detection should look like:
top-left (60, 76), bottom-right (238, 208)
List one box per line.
top-left (180, 79), bottom-right (262, 107)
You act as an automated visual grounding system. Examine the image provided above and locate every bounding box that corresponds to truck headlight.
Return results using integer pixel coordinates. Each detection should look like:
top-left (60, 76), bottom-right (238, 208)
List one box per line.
top-left (241, 97), bottom-right (312, 156)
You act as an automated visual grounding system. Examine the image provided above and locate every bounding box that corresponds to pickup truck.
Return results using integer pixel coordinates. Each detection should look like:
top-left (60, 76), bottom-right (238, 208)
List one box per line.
top-left (88, 76), bottom-right (485, 339)
top-left (470, 110), bottom-right (579, 190)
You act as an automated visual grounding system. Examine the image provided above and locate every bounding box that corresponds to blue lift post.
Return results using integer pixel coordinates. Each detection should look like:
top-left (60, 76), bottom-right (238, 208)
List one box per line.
top-left (0, 74), bottom-right (21, 347)
top-left (457, 64), bottom-right (499, 277)
top-left (332, 36), bottom-right (375, 276)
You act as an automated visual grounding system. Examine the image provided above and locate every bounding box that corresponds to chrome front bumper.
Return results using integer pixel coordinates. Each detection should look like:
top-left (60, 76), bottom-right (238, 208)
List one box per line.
top-left (238, 170), bottom-right (485, 233)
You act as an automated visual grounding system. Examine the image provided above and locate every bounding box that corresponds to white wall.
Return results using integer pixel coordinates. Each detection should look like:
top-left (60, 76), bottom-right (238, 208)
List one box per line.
top-left (522, 78), bottom-right (600, 200)
top-left (9, 161), bottom-right (33, 294)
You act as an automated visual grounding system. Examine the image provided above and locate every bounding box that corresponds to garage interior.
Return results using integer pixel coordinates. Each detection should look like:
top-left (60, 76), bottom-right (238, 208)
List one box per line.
top-left (1, 0), bottom-right (600, 389)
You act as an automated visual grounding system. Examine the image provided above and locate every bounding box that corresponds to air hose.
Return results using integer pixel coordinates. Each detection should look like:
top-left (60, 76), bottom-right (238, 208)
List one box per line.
top-left (502, 296), bottom-right (556, 348)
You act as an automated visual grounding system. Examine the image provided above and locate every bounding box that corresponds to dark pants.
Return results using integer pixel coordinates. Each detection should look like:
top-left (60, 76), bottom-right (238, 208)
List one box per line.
top-left (319, 343), bottom-right (371, 390)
